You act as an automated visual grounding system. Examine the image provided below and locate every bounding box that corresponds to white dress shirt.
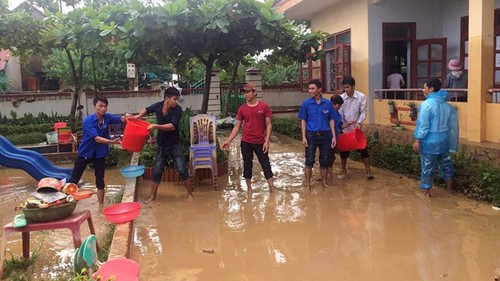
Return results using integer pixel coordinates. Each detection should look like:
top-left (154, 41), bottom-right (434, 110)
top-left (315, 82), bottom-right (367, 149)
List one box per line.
top-left (339, 90), bottom-right (367, 133)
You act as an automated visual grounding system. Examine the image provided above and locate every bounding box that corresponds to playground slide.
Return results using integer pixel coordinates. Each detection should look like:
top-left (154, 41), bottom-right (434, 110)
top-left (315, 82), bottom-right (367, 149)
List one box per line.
top-left (0, 136), bottom-right (72, 181)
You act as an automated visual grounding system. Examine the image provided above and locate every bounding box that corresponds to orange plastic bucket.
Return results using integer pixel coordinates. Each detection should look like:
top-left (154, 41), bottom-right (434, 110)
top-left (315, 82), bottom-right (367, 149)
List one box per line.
top-left (337, 128), bottom-right (367, 151)
top-left (122, 119), bottom-right (150, 152)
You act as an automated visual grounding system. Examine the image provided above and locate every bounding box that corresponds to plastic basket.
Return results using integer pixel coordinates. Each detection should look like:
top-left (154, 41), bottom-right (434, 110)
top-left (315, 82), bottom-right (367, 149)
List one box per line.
top-left (46, 132), bottom-right (58, 144)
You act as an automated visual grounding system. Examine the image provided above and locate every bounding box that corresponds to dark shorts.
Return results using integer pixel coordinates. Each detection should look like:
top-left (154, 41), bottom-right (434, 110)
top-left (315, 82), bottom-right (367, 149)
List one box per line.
top-left (339, 148), bottom-right (370, 160)
top-left (305, 131), bottom-right (332, 169)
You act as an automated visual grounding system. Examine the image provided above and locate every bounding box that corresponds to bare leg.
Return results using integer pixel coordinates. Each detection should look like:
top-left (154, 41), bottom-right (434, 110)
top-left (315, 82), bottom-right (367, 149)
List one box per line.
top-left (184, 179), bottom-right (193, 199)
top-left (245, 178), bottom-right (252, 194)
top-left (97, 189), bottom-right (104, 205)
top-left (339, 158), bottom-right (347, 178)
top-left (361, 158), bottom-right (374, 179)
top-left (423, 188), bottom-right (432, 197)
top-left (146, 182), bottom-right (160, 203)
top-left (305, 168), bottom-right (312, 191)
top-left (445, 179), bottom-right (453, 192)
top-left (267, 177), bottom-right (275, 192)
top-left (320, 168), bottom-right (330, 188)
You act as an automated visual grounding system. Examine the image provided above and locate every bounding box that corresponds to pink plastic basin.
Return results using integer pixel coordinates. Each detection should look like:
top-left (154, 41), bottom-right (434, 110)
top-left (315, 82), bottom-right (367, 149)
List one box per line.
top-left (94, 258), bottom-right (139, 280)
top-left (103, 202), bottom-right (142, 224)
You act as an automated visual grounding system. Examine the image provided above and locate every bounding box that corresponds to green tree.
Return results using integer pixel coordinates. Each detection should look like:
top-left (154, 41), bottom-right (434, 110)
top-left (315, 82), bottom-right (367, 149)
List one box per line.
top-left (110, 0), bottom-right (324, 113)
top-left (0, 0), bottom-right (42, 63)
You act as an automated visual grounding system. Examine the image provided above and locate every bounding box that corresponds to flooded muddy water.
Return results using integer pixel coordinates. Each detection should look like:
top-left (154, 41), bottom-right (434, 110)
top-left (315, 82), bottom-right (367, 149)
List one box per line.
top-left (0, 167), bottom-right (124, 279)
top-left (131, 133), bottom-right (500, 281)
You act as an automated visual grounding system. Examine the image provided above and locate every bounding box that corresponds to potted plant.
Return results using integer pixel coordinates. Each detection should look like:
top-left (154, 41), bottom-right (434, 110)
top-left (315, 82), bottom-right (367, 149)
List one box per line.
top-left (408, 101), bottom-right (417, 120)
top-left (387, 100), bottom-right (396, 114)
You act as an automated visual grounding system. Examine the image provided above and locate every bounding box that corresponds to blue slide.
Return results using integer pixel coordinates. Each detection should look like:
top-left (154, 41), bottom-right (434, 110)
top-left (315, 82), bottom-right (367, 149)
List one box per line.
top-left (0, 135), bottom-right (73, 181)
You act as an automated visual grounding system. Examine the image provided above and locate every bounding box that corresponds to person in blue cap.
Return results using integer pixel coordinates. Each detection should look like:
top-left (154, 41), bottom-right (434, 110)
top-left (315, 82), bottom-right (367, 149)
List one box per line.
top-left (413, 78), bottom-right (459, 197)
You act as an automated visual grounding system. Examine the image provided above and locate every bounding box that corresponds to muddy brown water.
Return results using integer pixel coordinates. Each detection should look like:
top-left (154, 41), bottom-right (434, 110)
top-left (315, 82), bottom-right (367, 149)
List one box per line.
top-left (1, 133), bottom-right (499, 280)
top-left (131, 134), bottom-right (500, 281)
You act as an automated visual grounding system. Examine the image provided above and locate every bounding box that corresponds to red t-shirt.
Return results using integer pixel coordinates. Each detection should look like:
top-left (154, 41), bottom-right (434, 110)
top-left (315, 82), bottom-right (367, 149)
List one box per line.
top-left (236, 101), bottom-right (272, 144)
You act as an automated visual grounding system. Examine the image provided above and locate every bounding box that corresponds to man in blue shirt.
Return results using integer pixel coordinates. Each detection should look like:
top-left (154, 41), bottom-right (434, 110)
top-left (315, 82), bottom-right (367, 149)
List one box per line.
top-left (133, 87), bottom-right (192, 202)
top-left (69, 96), bottom-right (129, 205)
top-left (298, 79), bottom-right (337, 190)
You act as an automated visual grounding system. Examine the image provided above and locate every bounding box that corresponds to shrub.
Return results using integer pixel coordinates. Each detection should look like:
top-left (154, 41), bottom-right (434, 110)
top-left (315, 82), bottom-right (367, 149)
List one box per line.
top-left (272, 118), bottom-right (301, 140)
top-left (5, 132), bottom-right (47, 145)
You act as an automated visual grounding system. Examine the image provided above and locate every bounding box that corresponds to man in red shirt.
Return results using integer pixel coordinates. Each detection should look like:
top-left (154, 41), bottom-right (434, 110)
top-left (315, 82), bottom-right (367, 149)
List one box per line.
top-left (221, 83), bottom-right (275, 194)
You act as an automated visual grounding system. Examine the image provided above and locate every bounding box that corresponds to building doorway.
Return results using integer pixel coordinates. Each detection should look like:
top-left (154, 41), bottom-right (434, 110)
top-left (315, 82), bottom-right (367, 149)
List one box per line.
top-left (383, 23), bottom-right (415, 99)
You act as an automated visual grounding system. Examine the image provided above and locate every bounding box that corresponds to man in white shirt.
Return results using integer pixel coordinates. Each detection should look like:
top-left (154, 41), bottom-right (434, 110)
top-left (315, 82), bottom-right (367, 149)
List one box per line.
top-left (386, 66), bottom-right (405, 99)
top-left (338, 76), bottom-right (374, 179)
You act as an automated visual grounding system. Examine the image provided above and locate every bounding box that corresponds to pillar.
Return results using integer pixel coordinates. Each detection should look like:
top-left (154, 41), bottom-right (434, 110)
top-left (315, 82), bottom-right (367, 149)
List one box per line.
top-left (245, 67), bottom-right (262, 100)
top-left (467, 0), bottom-right (494, 142)
top-left (207, 69), bottom-right (221, 115)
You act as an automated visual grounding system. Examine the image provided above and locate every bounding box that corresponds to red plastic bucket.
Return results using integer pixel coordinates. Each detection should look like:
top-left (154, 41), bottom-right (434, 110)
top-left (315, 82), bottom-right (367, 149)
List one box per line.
top-left (337, 128), bottom-right (367, 151)
top-left (122, 119), bottom-right (150, 152)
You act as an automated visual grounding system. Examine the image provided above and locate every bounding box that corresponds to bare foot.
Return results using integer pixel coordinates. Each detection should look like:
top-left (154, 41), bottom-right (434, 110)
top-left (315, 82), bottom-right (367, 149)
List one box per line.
top-left (145, 196), bottom-right (156, 204)
top-left (269, 184), bottom-right (275, 193)
top-left (322, 181), bottom-right (331, 188)
top-left (423, 188), bottom-right (432, 197)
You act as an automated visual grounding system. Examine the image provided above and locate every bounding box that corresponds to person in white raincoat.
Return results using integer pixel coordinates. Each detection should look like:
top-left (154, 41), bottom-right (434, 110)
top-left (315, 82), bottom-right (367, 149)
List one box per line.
top-left (413, 78), bottom-right (459, 197)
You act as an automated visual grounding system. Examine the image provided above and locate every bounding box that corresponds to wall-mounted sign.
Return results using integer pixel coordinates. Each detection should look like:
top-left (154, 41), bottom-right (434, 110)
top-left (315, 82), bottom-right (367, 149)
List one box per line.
top-left (127, 63), bottom-right (136, 78)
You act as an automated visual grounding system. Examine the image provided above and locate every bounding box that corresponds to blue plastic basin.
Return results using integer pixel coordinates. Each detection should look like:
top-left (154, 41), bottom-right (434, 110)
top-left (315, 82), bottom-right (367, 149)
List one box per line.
top-left (120, 165), bottom-right (145, 178)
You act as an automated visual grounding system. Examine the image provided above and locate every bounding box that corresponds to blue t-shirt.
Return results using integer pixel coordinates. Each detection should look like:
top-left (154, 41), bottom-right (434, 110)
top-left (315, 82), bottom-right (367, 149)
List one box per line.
top-left (146, 101), bottom-right (183, 147)
top-left (78, 113), bottom-right (122, 158)
top-left (298, 97), bottom-right (335, 132)
top-left (332, 109), bottom-right (343, 137)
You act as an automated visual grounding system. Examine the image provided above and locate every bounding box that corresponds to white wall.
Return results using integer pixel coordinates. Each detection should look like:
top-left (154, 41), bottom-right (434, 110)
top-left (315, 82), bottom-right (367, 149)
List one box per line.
top-left (0, 89), bottom-right (303, 120)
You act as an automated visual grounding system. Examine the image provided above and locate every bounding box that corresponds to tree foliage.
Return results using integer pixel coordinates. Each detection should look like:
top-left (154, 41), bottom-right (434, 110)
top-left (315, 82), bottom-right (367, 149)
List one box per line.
top-left (1, 0), bottom-right (325, 117)
top-left (107, 0), bottom-right (325, 113)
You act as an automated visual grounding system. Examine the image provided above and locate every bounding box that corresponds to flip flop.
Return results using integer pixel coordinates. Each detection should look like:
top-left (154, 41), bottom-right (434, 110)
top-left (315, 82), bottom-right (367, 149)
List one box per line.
top-left (13, 214), bottom-right (27, 228)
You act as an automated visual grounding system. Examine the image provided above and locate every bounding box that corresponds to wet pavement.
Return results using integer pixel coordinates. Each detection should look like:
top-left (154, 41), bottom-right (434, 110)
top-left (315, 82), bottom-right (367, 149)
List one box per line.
top-left (0, 166), bottom-right (124, 280)
top-left (131, 133), bottom-right (500, 281)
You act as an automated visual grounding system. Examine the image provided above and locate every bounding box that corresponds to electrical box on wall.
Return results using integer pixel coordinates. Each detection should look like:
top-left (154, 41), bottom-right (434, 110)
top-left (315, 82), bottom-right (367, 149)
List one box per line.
top-left (127, 63), bottom-right (136, 78)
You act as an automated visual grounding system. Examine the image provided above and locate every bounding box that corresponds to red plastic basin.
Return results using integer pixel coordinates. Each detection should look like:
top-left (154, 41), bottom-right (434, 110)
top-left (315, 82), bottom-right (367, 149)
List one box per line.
top-left (103, 202), bottom-right (142, 224)
top-left (337, 128), bottom-right (367, 152)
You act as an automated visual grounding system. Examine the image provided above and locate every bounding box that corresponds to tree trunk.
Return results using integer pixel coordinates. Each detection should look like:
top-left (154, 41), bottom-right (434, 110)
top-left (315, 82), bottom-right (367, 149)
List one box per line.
top-left (201, 58), bottom-right (215, 114)
top-left (223, 60), bottom-right (240, 117)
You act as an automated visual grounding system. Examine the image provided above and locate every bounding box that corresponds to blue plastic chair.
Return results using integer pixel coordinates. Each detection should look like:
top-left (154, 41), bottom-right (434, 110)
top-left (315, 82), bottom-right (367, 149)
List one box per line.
top-left (189, 114), bottom-right (218, 190)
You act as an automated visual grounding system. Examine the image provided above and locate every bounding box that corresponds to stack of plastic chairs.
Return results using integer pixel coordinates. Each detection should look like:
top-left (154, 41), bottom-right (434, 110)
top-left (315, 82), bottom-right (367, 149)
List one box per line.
top-left (57, 127), bottom-right (74, 152)
top-left (189, 114), bottom-right (218, 190)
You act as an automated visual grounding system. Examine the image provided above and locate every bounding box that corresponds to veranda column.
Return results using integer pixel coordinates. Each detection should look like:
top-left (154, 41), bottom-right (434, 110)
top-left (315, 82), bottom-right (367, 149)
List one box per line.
top-left (467, 0), bottom-right (494, 142)
top-left (208, 69), bottom-right (221, 116)
top-left (246, 67), bottom-right (262, 100)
